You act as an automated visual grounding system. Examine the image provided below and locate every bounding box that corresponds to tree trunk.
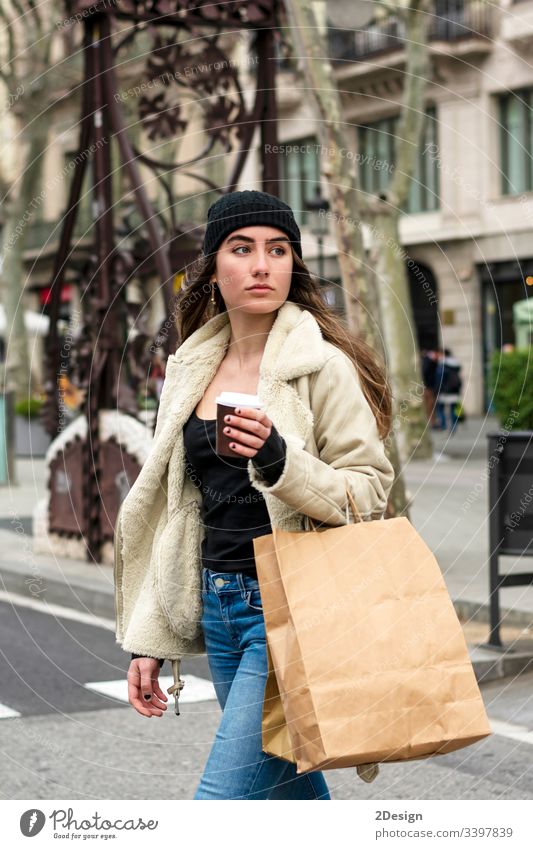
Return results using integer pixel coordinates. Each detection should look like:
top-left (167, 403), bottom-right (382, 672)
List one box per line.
top-left (285, 0), bottom-right (434, 474)
top-left (372, 0), bottom-right (434, 461)
top-left (1, 114), bottom-right (49, 401)
top-left (283, 2), bottom-right (378, 347)
top-left (370, 210), bottom-right (431, 460)
top-left (285, 0), bottom-right (420, 518)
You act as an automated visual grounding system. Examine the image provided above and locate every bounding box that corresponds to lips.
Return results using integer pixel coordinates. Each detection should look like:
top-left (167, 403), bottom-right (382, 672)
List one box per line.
top-left (247, 286), bottom-right (273, 291)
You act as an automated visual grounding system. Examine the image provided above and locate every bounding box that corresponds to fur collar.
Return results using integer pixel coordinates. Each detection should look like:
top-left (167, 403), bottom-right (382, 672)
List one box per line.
top-left (169, 299), bottom-right (328, 382)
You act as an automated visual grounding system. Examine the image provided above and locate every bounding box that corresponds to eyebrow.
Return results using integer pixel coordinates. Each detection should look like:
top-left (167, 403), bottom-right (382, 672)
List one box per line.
top-left (225, 234), bottom-right (291, 245)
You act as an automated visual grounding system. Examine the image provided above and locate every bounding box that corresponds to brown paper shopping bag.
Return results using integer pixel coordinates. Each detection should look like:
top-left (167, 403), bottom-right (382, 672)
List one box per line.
top-left (253, 488), bottom-right (491, 775)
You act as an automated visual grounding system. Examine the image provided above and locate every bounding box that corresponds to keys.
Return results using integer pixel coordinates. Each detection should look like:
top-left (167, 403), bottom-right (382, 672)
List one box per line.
top-left (166, 659), bottom-right (185, 716)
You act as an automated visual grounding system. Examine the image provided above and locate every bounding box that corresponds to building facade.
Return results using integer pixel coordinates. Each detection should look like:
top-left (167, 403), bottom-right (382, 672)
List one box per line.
top-left (4, 1), bottom-right (533, 418)
top-left (257, 0), bottom-right (533, 416)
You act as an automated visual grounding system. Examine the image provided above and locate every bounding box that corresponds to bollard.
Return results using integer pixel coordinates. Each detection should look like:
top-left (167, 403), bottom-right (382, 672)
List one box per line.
top-left (0, 390), bottom-right (15, 486)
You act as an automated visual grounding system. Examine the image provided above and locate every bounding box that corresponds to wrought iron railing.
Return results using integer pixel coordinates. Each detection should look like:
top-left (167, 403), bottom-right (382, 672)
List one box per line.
top-left (328, 0), bottom-right (494, 62)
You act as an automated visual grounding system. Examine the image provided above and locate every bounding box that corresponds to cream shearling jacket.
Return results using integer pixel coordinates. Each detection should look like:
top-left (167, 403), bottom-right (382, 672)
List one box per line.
top-left (114, 300), bottom-right (395, 661)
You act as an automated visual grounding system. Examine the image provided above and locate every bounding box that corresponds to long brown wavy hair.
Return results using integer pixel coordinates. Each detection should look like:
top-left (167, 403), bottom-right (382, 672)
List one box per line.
top-left (174, 248), bottom-right (392, 440)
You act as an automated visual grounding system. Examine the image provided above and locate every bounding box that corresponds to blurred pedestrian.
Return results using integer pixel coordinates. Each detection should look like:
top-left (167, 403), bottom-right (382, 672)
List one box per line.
top-left (150, 354), bottom-right (165, 400)
top-left (421, 349), bottom-right (439, 427)
top-left (435, 348), bottom-right (463, 433)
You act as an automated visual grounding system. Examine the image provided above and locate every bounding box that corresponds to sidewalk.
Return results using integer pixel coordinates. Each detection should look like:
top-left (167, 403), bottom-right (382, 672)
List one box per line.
top-left (1, 416), bottom-right (532, 683)
top-left (406, 415), bottom-right (533, 680)
top-left (408, 413), bottom-right (533, 623)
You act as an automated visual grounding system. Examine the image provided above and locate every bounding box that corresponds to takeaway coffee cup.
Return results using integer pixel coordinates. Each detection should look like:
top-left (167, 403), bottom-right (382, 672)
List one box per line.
top-left (215, 391), bottom-right (264, 457)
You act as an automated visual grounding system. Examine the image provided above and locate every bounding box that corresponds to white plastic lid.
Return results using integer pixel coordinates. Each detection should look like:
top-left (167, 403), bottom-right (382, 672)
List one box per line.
top-left (215, 391), bottom-right (263, 408)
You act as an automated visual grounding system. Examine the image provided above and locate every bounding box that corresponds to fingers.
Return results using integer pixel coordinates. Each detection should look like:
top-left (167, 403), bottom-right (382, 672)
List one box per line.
top-left (127, 667), bottom-right (153, 717)
top-left (152, 679), bottom-right (169, 706)
top-left (226, 428), bottom-right (264, 452)
top-left (226, 408), bottom-right (272, 437)
top-left (224, 409), bottom-right (272, 457)
top-left (127, 659), bottom-right (167, 718)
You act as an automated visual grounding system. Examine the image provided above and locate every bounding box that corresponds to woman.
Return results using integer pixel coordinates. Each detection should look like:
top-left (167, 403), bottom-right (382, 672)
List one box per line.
top-left (114, 190), bottom-right (395, 799)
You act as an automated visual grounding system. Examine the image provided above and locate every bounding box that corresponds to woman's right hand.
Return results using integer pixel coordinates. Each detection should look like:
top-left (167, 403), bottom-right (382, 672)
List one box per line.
top-left (127, 657), bottom-right (168, 717)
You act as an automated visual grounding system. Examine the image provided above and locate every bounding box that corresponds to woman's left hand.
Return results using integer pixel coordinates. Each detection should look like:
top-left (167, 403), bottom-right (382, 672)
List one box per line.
top-left (223, 407), bottom-right (273, 458)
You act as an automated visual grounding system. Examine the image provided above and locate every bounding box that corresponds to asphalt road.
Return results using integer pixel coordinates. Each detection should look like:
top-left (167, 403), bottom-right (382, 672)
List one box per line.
top-left (0, 598), bottom-right (211, 718)
top-left (1, 597), bottom-right (532, 801)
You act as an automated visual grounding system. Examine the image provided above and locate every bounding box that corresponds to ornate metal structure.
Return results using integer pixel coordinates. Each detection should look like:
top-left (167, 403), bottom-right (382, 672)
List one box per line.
top-left (42, 0), bottom-right (283, 560)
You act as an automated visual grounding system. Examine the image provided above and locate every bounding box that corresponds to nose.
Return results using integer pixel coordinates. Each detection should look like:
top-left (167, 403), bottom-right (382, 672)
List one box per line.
top-left (250, 246), bottom-right (270, 276)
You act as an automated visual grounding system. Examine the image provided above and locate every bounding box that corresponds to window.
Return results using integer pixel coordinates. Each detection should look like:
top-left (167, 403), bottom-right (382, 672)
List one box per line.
top-left (279, 136), bottom-right (321, 226)
top-left (358, 106), bottom-right (439, 213)
top-left (499, 88), bottom-right (533, 195)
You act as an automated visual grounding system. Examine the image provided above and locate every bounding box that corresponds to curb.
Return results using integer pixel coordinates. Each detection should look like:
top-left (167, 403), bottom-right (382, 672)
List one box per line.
top-left (470, 645), bottom-right (533, 685)
top-left (453, 598), bottom-right (533, 631)
top-left (0, 554), bottom-right (115, 621)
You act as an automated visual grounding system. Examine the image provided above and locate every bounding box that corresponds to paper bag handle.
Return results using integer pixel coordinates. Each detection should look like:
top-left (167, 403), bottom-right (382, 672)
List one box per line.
top-left (306, 484), bottom-right (363, 532)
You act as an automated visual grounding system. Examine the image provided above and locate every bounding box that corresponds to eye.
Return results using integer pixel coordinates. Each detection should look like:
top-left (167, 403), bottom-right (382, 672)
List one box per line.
top-left (232, 244), bottom-right (287, 256)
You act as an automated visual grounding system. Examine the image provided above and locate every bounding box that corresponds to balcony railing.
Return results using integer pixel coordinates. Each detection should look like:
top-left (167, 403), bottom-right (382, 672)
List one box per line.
top-left (24, 213), bottom-right (93, 252)
top-left (328, 0), bottom-right (494, 63)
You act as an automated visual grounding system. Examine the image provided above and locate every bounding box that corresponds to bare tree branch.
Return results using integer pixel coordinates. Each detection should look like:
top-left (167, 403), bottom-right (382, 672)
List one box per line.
top-left (388, 0), bottom-right (432, 208)
top-left (0, 3), bottom-right (17, 79)
top-left (375, 0), bottom-right (409, 22)
top-left (27, 0), bottom-right (44, 40)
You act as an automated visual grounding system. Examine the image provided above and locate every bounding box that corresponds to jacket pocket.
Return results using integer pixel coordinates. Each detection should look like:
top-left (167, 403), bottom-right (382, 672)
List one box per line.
top-left (155, 500), bottom-right (202, 641)
top-left (244, 587), bottom-right (264, 612)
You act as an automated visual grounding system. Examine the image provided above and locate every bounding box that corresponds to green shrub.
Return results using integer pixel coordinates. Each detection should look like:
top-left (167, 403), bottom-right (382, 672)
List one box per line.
top-left (489, 349), bottom-right (533, 430)
top-left (14, 397), bottom-right (42, 419)
top-left (137, 393), bottom-right (157, 411)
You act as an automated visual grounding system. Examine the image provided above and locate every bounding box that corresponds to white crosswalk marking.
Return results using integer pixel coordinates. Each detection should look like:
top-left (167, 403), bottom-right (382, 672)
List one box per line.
top-left (0, 703), bottom-right (21, 719)
top-left (84, 674), bottom-right (217, 704)
top-left (490, 718), bottom-right (533, 746)
top-left (0, 676), bottom-right (216, 720)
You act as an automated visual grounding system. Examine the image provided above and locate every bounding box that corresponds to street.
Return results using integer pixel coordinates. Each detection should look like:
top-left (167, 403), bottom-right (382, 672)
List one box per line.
top-left (1, 595), bottom-right (532, 801)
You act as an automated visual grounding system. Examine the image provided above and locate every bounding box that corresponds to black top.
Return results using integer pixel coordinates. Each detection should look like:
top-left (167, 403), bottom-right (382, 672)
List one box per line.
top-left (182, 410), bottom-right (286, 579)
top-left (131, 408), bottom-right (287, 668)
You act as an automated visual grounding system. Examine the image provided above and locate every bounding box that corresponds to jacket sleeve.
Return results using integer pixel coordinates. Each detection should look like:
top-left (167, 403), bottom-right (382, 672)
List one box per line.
top-left (131, 653), bottom-right (165, 668)
top-left (251, 423), bottom-right (287, 485)
top-left (248, 350), bottom-right (394, 524)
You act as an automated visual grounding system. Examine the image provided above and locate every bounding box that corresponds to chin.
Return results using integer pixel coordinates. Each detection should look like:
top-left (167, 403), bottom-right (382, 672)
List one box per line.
top-left (237, 298), bottom-right (283, 312)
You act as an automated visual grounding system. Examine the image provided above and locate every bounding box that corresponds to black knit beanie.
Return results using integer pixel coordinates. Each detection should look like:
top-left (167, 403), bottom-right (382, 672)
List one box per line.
top-left (202, 190), bottom-right (302, 259)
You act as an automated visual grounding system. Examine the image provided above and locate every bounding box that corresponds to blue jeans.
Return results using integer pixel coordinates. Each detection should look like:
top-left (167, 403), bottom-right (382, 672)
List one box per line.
top-left (194, 568), bottom-right (331, 800)
top-left (436, 400), bottom-right (459, 432)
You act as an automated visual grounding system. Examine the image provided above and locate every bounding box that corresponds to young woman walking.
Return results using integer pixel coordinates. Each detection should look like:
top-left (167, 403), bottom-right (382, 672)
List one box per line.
top-left (114, 190), bottom-right (395, 800)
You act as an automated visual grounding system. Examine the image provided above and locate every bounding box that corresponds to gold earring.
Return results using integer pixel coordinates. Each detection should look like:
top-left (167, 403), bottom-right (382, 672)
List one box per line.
top-left (210, 281), bottom-right (216, 305)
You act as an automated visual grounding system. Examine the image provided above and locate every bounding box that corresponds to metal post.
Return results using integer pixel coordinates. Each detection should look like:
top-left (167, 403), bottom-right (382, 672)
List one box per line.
top-left (103, 49), bottom-right (176, 355)
top-left (318, 235), bottom-right (324, 282)
top-left (42, 19), bottom-right (95, 438)
top-left (487, 434), bottom-right (503, 648)
top-left (0, 389), bottom-right (15, 486)
top-left (83, 14), bottom-right (113, 561)
top-left (257, 27), bottom-right (279, 195)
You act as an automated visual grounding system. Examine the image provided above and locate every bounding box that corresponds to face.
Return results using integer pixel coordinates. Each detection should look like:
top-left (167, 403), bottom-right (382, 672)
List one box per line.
top-left (210, 225), bottom-right (293, 315)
